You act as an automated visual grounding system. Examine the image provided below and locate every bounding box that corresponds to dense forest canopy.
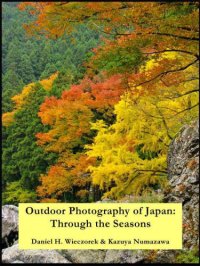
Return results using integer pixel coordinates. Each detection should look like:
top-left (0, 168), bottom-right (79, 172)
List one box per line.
top-left (2, 2), bottom-right (100, 112)
top-left (2, 2), bottom-right (199, 204)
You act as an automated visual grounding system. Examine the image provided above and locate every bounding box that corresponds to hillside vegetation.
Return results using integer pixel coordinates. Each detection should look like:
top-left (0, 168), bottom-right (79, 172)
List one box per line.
top-left (2, 2), bottom-right (199, 204)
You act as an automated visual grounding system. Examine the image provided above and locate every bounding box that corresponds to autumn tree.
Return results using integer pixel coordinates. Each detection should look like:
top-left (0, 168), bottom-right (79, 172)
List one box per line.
top-left (18, 2), bottom-right (199, 121)
top-left (18, 2), bottom-right (199, 74)
top-left (18, 2), bottom-right (199, 200)
top-left (36, 74), bottom-right (126, 202)
top-left (86, 52), bottom-right (199, 198)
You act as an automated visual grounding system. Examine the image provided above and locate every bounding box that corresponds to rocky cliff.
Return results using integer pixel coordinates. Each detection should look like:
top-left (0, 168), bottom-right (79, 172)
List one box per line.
top-left (149, 119), bottom-right (199, 263)
top-left (166, 119), bottom-right (199, 250)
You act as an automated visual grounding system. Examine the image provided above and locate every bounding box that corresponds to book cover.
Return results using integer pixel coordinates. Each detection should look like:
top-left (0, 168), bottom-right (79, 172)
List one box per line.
top-left (2, 1), bottom-right (199, 264)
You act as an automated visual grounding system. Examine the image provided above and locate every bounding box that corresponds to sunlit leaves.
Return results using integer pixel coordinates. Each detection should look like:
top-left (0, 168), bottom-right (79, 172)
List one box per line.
top-left (86, 53), bottom-right (198, 198)
top-left (15, 2), bottom-right (199, 201)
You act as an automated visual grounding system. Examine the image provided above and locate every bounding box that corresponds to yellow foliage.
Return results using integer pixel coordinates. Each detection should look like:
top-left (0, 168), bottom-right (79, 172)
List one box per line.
top-left (3, 73), bottom-right (58, 127)
top-left (39, 72), bottom-right (58, 90)
top-left (12, 73), bottom-right (58, 108)
top-left (12, 83), bottom-right (35, 108)
top-left (2, 111), bottom-right (16, 127)
top-left (86, 53), bottom-right (199, 199)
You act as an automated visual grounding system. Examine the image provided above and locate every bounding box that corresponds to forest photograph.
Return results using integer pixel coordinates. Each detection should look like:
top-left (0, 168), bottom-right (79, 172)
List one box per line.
top-left (2, 1), bottom-right (199, 264)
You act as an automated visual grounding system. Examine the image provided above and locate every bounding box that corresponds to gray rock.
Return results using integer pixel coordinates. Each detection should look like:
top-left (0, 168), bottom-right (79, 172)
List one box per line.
top-left (152, 120), bottom-right (199, 263)
top-left (60, 249), bottom-right (145, 264)
top-left (2, 244), bottom-right (71, 264)
top-left (104, 250), bottom-right (145, 263)
top-left (60, 249), bottom-right (106, 263)
top-left (167, 120), bottom-right (199, 180)
top-left (2, 205), bottom-right (18, 247)
top-left (166, 119), bottom-right (199, 250)
top-left (148, 250), bottom-right (179, 264)
top-left (156, 119), bottom-right (199, 263)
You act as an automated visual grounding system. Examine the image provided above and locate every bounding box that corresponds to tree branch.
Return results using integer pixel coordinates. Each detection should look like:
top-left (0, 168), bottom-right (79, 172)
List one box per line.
top-left (140, 130), bottom-right (169, 148)
top-left (156, 105), bottom-right (173, 140)
top-left (135, 59), bottom-right (199, 87)
top-left (152, 32), bottom-right (199, 41)
top-left (144, 49), bottom-right (199, 60)
top-left (165, 89), bottom-right (199, 99)
top-left (135, 169), bottom-right (167, 174)
top-left (172, 102), bottom-right (199, 117)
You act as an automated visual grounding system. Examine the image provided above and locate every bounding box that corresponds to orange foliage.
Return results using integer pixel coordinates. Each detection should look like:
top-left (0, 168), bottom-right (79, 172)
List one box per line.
top-left (37, 165), bottom-right (71, 198)
top-left (36, 74), bottom-right (125, 150)
top-left (18, 2), bottom-right (199, 201)
top-left (19, 2), bottom-right (199, 91)
top-left (40, 198), bottom-right (58, 203)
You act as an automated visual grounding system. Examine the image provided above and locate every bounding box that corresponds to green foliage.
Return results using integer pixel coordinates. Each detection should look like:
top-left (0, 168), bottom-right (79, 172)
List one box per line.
top-left (136, 144), bottom-right (159, 160)
top-left (2, 2), bottom-right (99, 112)
top-left (2, 84), bottom-right (57, 196)
top-left (48, 69), bottom-right (74, 98)
top-left (2, 3), bottom-right (100, 204)
top-left (176, 248), bottom-right (199, 264)
top-left (2, 69), bottom-right (24, 112)
top-left (93, 46), bottom-right (143, 75)
top-left (2, 181), bottom-right (36, 205)
top-left (2, 2), bottom-right (199, 206)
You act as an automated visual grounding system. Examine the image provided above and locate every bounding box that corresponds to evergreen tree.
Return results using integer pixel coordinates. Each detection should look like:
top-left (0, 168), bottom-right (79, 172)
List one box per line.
top-left (17, 54), bottom-right (35, 84)
top-left (2, 84), bottom-right (57, 203)
top-left (2, 70), bottom-right (24, 112)
top-left (2, 2), bottom-right (100, 112)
